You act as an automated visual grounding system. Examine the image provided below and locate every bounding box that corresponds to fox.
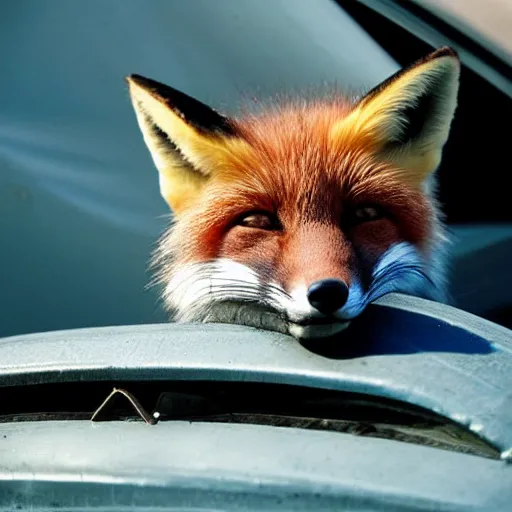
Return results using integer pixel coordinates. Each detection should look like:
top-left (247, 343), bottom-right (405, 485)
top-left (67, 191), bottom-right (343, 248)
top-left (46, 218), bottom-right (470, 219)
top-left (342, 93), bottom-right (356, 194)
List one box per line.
top-left (126, 46), bottom-right (460, 340)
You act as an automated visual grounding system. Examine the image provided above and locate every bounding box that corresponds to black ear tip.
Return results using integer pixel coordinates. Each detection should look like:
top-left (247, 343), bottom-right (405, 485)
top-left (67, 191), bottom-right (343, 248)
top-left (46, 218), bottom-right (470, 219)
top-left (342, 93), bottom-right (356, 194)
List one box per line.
top-left (429, 46), bottom-right (459, 62)
top-left (125, 75), bottom-right (146, 88)
top-left (125, 74), bottom-right (161, 89)
top-left (124, 74), bottom-right (236, 137)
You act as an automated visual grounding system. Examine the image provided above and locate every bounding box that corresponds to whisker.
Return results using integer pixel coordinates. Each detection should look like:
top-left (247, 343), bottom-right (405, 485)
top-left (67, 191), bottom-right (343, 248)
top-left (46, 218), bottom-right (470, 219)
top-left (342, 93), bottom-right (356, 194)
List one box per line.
top-left (207, 275), bottom-right (291, 300)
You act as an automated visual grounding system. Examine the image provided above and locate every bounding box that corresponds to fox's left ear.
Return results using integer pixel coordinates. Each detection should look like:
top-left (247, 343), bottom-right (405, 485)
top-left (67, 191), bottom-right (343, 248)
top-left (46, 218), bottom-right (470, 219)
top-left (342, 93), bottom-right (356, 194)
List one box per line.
top-left (336, 47), bottom-right (460, 184)
top-left (126, 75), bottom-right (238, 213)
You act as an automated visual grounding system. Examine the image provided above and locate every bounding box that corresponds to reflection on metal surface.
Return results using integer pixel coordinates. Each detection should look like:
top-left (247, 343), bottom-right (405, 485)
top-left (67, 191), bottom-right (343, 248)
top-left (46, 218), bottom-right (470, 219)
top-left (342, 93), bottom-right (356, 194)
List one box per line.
top-left (91, 387), bottom-right (157, 425)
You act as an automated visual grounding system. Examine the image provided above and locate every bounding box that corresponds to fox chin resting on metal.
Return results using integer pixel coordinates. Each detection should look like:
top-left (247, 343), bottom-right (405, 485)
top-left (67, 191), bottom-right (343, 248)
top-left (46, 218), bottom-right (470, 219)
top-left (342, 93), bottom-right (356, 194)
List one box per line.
top-left (126, 47), bottom-right (460, 340)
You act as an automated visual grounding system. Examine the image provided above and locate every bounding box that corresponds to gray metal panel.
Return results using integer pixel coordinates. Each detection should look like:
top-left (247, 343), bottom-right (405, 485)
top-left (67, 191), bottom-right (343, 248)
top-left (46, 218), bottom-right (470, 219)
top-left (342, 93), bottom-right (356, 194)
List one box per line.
top-left (1, 294), bottom-right (512, 460)
top-left (0, 420), bottom-right (510, 511)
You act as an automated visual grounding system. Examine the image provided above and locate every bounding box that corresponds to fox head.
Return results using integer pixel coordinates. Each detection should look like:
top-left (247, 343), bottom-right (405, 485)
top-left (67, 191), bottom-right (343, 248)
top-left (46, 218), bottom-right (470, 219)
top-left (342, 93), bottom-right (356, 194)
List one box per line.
top-left (127, 47), bottom-right (460, 340)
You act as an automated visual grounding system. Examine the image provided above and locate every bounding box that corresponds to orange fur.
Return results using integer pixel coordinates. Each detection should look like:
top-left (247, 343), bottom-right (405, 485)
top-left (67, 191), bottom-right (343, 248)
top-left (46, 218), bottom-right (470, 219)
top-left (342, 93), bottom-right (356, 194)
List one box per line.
top-left (155, 97), bottom-right (434, 291)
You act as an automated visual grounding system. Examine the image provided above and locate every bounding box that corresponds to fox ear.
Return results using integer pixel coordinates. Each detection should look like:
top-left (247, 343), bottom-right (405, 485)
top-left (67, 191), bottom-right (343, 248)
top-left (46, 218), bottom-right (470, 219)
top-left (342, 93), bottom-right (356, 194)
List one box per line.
top-left (126, 75), bottom-right (237, 213)
top-left (337, 47), bottom-right (460, 184)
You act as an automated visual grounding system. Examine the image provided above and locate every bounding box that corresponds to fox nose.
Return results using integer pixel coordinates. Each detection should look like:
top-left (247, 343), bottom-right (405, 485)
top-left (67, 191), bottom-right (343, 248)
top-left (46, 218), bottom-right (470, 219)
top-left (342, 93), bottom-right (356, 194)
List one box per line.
top-left (307, 279), bottom-right (349, 315)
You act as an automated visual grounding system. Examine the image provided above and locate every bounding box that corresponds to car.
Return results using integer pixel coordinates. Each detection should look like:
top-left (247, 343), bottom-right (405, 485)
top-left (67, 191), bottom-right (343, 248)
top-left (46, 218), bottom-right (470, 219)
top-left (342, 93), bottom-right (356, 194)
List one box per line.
top-left (0, 1), bottom-right (511, 510)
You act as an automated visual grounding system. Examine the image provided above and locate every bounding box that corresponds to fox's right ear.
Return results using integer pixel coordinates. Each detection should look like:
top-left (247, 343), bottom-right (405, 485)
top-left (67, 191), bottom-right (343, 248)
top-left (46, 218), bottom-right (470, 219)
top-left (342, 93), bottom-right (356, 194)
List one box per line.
top-left (126, 75), bottom-right (237, 213)
top-left (332, 47), bottom-right (460, 186)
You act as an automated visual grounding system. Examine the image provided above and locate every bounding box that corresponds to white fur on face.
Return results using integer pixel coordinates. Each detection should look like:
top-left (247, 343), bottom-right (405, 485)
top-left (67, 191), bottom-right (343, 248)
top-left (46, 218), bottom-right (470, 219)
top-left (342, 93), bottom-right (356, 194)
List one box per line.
top-left (164, 258), bottom-right (289, 335)
top-left (288, 321), bottom-right (350, 340)
top-left (164, 259), bottom-right (260, 320)
top-left (163, 242), bottom-right (446, 340)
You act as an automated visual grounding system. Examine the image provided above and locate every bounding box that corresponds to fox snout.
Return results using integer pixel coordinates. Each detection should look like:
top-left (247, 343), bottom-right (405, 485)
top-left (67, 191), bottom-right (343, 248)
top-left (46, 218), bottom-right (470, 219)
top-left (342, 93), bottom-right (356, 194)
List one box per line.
top-left (286, 278), bottom-right (352, 340)
top-left (307, 279), bottom-right (350, 315)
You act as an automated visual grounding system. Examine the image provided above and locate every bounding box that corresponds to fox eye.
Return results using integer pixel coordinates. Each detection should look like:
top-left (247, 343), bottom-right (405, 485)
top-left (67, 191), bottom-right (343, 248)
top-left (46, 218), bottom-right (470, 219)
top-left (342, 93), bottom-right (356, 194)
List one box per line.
top-left (237, 212), bottom-right (281, 230)
top-left (349, 204), bottom-right (386, 224)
